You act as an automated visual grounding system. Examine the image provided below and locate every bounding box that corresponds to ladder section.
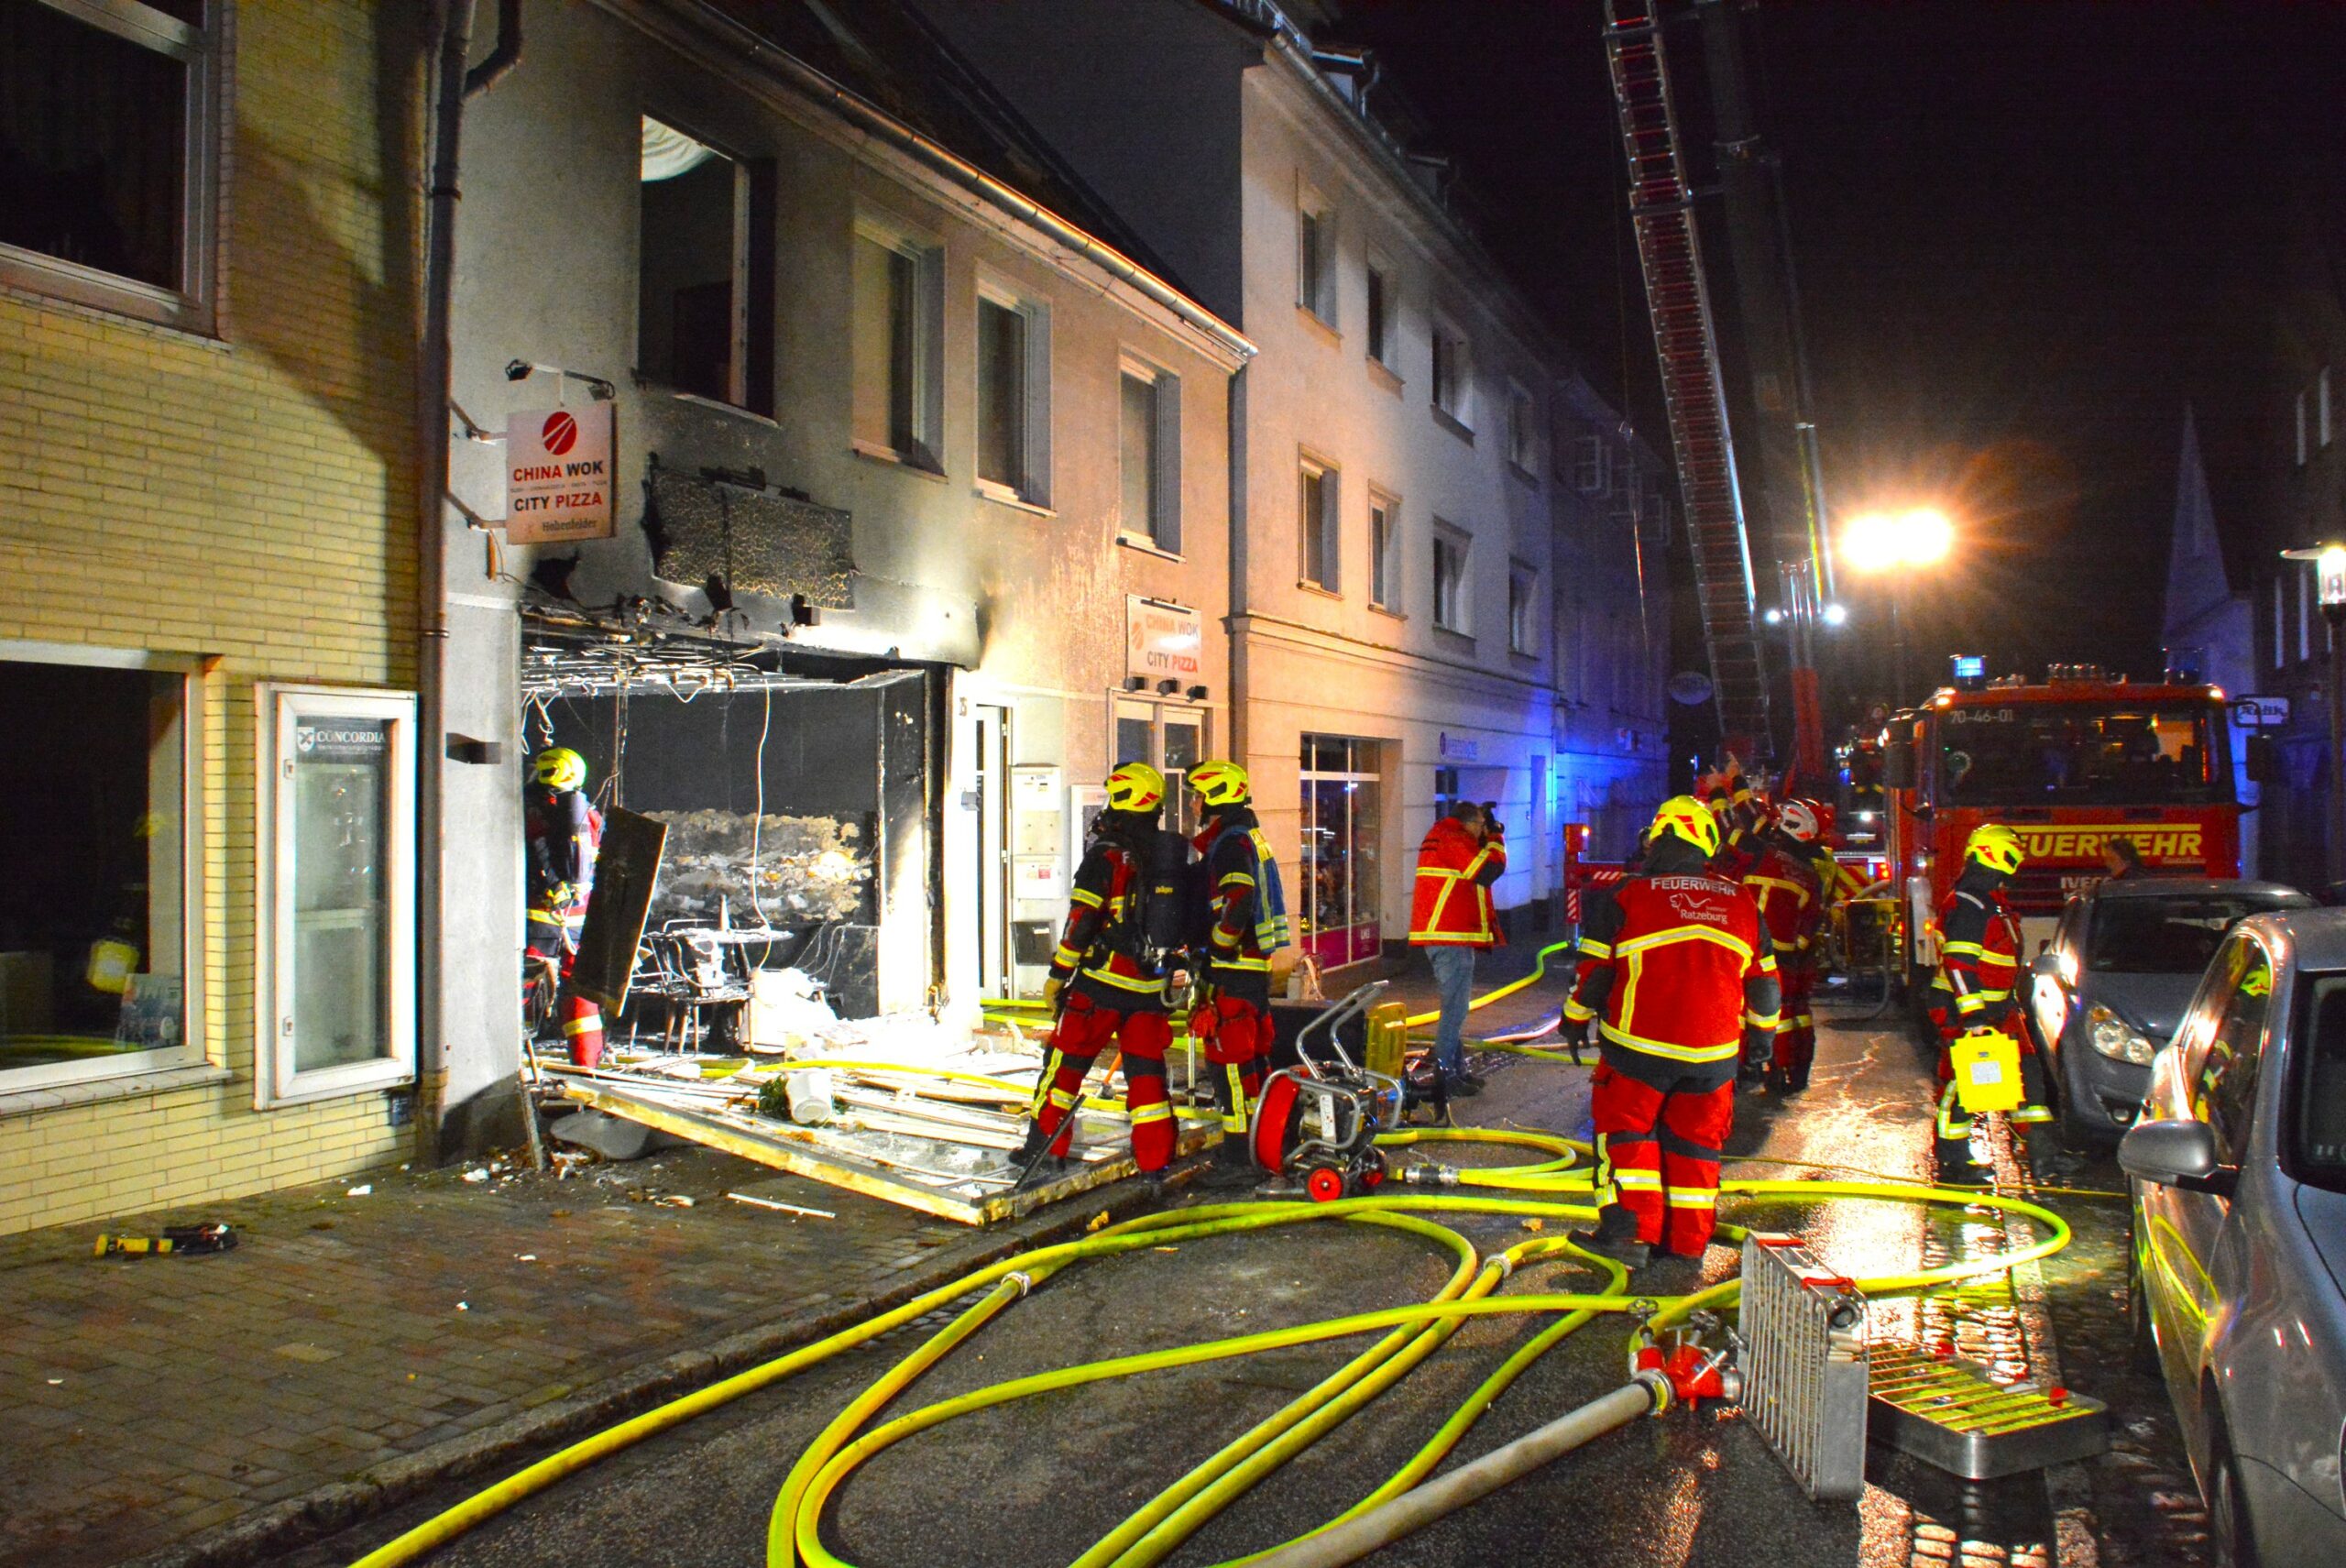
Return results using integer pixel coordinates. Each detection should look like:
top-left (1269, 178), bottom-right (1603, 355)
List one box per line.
top-left (1604, 0), bottom-right (1771, 751)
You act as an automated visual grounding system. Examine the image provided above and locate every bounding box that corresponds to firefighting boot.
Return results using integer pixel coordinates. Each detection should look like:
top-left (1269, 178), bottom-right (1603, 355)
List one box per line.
top-left (1010, 1123), bottom-right (1067, 1189)
top-left (1570, 1206), bottom-right (1652, 1270)
top-left (1196, 1135), bottom-right (1258, 1190)
top-left (2023, 1124), bottom-right (2086, 1182)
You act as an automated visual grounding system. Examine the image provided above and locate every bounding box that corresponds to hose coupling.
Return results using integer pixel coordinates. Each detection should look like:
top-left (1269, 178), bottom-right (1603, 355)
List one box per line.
top-left (1485, 1252), bottom-right (1516, 1280)
top-left (1004, 1270), bottom-right (1035, 1298)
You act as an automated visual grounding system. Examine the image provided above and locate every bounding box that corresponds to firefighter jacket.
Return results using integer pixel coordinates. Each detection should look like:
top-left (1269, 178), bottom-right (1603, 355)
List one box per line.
top-left (526, 787), bottom-right (603, 948)
top-left (1565, 840), bottom-right (1780, 1077)
top-left (1050, 814), bottom-right (1168, 1010)
top-left (1195, 807), bottom-right (1288, 994)
top-left (1741, 839), bottom-right (1824, 976)
top-left (1409, 816), bottom-right (1507, 948)
top-left (1931, 866), bottom-right (2022, 1027)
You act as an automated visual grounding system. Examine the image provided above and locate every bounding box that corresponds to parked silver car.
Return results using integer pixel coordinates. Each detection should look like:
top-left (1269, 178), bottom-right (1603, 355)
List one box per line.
top-left (2028, 880), bottom-right (2313, 1143)
top-left (2121, 911), bottom-right (2346, 1566)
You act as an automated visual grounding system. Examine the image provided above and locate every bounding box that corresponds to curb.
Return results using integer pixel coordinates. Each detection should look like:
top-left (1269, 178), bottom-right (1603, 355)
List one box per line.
top-left (1988, 1124), bottom-right (2101, 1568)
top-left (120, 1183), bottom-right (1162, 1568)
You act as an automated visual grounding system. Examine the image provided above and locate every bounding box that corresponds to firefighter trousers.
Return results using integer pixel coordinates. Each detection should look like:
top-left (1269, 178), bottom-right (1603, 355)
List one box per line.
top-left (1193, 988), bottom-right (1272, 1136)
top-left (1590, 1055), bottom-right (1735, 1256)
top-left (526, 914), bottom-right (602, 1069)
top-left (1033, 992), bottom-right (1175, 1171)
top-left (1771, 968), bottom-right (1816, 1084)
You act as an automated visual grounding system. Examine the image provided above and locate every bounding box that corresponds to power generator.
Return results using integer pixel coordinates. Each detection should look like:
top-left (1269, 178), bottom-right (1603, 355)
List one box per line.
top-left (1248, 982), bottom-right (1406, 1201)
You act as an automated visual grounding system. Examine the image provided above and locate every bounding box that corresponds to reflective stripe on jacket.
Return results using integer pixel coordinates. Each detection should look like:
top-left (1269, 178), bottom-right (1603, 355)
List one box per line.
top-left (1409, 817), bottom-right (1507, 947)
top-left (1931, 881), bottom-right (2021, 1024)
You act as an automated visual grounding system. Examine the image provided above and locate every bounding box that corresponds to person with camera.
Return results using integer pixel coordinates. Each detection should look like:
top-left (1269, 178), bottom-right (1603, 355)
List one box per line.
top-left (1408, 800), bottom-right (1507, 1097)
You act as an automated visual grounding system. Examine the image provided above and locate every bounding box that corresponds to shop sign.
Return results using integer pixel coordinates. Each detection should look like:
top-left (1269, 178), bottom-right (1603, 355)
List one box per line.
top-left (1439, 732), bottom-right (1480, 761)
top-left (505, 403), bottom-right (615, 543)
top-left (295, 720), bottom-right (389, 762)
top-left (2231, 695), bottom-right (2289, 728)
top-left (1126, 597), bottom-right (1203, 684)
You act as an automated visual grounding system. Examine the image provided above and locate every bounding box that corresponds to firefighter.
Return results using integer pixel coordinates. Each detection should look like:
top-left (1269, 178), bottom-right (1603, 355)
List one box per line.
top-left (524, 746), bottom-right (606, 1068)
top-left (1741, 798), bottom-right (1827, 1093)
top-left (1408, 801), bottom-right (1507, 1096)
top-left (1015, 762), bottom-right (1178, 1189)
top-left (1185, 760), bottom-right (1289, 1189)
top-left (1563, 796), bottom-right (1780, 1268)
top-left (1929, 822), bottom-right (2061, 1182)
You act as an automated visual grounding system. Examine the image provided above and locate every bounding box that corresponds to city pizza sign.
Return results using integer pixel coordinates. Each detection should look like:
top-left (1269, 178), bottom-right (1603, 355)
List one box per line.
top-left (505, 403), bottom-right (614, 543)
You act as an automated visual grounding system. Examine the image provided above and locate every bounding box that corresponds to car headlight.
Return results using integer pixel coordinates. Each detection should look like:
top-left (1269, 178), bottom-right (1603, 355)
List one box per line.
top-left (2087, 1005), bottom-right (2156, 1066)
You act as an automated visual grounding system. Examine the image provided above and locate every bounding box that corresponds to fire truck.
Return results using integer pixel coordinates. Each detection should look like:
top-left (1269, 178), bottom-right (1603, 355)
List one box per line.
top-left (1880, 663), bottom-right (2242, 987)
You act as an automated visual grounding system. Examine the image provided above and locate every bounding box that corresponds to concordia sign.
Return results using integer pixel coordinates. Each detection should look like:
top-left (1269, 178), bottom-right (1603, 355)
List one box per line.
top-left (505, 403), bottom-right (615, 544)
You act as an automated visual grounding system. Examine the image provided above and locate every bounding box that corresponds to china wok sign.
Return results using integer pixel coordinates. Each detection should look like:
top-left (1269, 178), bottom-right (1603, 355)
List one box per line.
top-left (1126, 597), bottom-right (1203, 684)
top-left (504, 403), bottom-right (614, 543)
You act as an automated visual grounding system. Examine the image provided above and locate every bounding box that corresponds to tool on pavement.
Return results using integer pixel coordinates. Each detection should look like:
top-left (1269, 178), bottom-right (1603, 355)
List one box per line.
top-left (93, 1223), bottom-right (237, 1257)
top-left (1869, 1345), bottom-right (2109, 1478)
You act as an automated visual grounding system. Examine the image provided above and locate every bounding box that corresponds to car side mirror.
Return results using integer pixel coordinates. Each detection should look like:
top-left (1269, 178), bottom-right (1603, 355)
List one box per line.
top-left (2118, 1118), bottom-right (2237, 1198)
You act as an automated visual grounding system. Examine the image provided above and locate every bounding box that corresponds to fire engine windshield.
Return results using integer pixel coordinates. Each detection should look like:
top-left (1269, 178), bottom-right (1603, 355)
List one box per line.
top-left (1935, 701), bottom-right (2229, 806)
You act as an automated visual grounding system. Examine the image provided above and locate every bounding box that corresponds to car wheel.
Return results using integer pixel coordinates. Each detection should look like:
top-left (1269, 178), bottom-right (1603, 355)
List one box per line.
top-left (2124, 1212), bottom-right (2159, 1373)
top-left (2207, 1427), bottom-right (2260, 1568)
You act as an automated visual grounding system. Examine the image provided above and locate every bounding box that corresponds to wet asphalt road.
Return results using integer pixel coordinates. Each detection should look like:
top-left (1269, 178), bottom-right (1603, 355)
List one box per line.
top-left (282, 991), bottom-right (2205, 1568)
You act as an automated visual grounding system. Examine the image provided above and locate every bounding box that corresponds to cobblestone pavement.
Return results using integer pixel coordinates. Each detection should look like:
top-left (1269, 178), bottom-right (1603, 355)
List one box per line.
top-left (0, 1134), bottom-right (1142, 1568)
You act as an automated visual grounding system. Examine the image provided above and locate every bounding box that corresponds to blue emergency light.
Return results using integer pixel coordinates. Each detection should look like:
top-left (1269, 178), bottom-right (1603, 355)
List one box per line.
top-left (1950, 654), bottom-right (1987, 692)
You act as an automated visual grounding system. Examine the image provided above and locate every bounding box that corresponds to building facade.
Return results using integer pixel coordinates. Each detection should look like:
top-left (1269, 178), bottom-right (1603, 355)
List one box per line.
top-left (907, 0), bottom-right (1671, 975)
top-left (0, 0), bottom-right (424, 1233)
top-left (429, 0), bottom-right (1247, 1142)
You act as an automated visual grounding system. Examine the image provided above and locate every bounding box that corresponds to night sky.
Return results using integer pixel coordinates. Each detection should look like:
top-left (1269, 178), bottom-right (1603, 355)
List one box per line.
top-left (1327, 0), bottom-right (2346, 701)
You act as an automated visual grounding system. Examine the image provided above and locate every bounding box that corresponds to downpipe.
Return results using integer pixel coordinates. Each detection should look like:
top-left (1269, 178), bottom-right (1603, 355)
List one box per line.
top-left (1244, 1373), bottom-right (1672, 1568)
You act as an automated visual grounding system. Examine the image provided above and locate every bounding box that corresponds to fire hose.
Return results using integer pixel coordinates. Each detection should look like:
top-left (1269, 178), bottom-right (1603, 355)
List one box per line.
top-left (345, 1129), bottom-right (2071, 1568)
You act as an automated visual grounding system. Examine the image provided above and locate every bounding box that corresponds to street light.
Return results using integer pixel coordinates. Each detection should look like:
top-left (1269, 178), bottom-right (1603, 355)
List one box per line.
top-left (2282, 543), bottom-right (2346, 886)
top-left (1839, 508), bottom-right (1957, 704)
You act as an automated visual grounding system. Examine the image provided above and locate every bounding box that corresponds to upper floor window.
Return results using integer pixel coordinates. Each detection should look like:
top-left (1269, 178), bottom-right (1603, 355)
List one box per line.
top-left (1368, 491), bottom-right (1398, 610)
top-left (0, 0), bottom-right (223, 333)
top-left (1573, 434), bottom-right (1614, 496)
top-left (1431, 323), bottom-right (1473, 431)
top-left (1365, 261), bottom-right (1392, 366)
top-left (1119, 358), bottom-right (1181, 554)
top-left (1506, 385), bottom-right (1538, 476)
top-left (1300, 455), bottom-right (1340, 592)
top-left (1298, 181), bottom-right (1335, 325)
top-left (639, 117), bottom-right (774, 414)
top-left (1508, 560), bottom-right (1538, 654)
top-left (976, 280), bottom-right (1051, 506)
top-left (2297, 390), bottom-right (2309, 466)
top-left (851, 214), bottom-right (943, 469)
top-left (1432, 523), bottom-right (1469, 633)
top-left (2322, 367), bottom-right (2335, 449)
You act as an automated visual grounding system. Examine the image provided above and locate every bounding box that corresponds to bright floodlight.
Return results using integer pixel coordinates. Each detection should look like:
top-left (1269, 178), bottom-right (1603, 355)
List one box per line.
top-left (2323, 545), bottom-right (2346, 609)
top-left (1841, 508), bottom-right (1954, 573)
top-left (1821, 602), bottom-right (1849, 627)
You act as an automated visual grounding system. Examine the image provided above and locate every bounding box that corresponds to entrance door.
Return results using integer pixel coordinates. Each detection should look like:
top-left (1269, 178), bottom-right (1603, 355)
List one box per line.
top-left (1113, 697), bottom-right (1211, 837)
top-left (972, 705), bottom-right (1012, 999)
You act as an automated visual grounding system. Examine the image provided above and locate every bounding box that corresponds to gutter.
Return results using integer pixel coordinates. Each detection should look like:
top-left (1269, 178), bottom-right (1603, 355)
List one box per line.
top-left (675, 0), bottom-right (1255, 367)
top-left (417, 0), bottom-right (521, 1163)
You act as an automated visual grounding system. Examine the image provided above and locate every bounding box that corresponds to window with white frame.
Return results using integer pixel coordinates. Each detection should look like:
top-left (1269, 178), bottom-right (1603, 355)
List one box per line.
top-left (2275, 577), bottom-right (2286, 670)
top-left (851, 215), bottom-right (943, 468)
top-left (2297, 390), bottom-right (2309, 467)
top-left (1507, 385), bottom-right (1537, 475)
top-left (1508, 559), bottom-right (1538, 654)
top-left (976, 280), bottom-right (1051, 505)
top-left (1300, 455), bottom-right (1340, 591)
top-left (1365, 259), bottom-right (1392, 366)
top-left (1298, 181), bottom-right (1335, 324)
top-left (2323, 367), bottom-right (2335, 448)
top-left (639, 117), bottom-right (774, 414)
top-left (1573, 433), bottom-right (1612, 496)
top-left (256, 685), bottom-right (417, 1109)
top-left (1119, 358), bottom-right (1181, 553)
top-left (0, 0), bottom-right (223, 332)
top-left (1432, 523), bottom-right (1470, 632)
top-left (1368, 490), bottom-right (1398, 610)
top-left (1431, 323), bottom-right (1472, 428)
top-left (0, 646), bottom-right (205, 1093)
top-left (2302, 569), bottom-right (2314, 663)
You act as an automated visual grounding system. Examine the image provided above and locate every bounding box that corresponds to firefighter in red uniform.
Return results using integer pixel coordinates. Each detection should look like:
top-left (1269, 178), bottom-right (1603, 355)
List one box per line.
top-left (525, 747), bottom-right (606, 1068)
top-left (1408, 803), bottom-right (1507, 1095)
top-left (1564, 796), bottom-right (1781, 1268)
top-left (1930, 823), bottom-right (2061, 1182)
top-left (1014, 762), bottom-right (1178, 1189)
top-left (1185, 761), bottom-right (1289, 1189)
top-left (1741, 797), bottom-right (1827, 1093)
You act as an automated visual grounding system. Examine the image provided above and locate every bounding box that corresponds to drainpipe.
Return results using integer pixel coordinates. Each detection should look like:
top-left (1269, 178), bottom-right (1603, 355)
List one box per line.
top-left (416, 0), bottom-right (520, 1163)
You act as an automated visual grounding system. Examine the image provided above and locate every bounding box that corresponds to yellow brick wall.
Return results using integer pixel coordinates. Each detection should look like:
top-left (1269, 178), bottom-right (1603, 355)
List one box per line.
top-left (0, 1), bottom-right (422, 1235)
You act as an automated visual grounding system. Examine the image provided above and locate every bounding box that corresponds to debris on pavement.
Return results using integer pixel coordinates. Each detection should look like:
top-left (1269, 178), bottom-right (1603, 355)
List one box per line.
top-left (726, 1191), bottom-right (835, 1219)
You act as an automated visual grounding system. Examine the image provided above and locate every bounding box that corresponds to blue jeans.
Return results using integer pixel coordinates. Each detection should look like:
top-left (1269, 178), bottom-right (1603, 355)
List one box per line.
top-left (1425, 946), bottom-right (1477, 1078)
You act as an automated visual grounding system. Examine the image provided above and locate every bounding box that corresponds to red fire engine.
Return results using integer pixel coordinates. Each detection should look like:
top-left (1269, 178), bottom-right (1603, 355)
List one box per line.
top-left (1881, 663), bottom-right (2241, 985)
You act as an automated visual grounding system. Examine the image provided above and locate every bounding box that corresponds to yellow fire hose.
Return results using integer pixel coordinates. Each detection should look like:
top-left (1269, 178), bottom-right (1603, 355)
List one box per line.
top-left (347, 1142), bottom-right (2073, 1568)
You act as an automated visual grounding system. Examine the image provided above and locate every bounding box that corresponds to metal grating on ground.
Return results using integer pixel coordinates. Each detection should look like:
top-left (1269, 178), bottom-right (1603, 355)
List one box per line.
top-left (1738, 1231), bottom-right (1869, 1500)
